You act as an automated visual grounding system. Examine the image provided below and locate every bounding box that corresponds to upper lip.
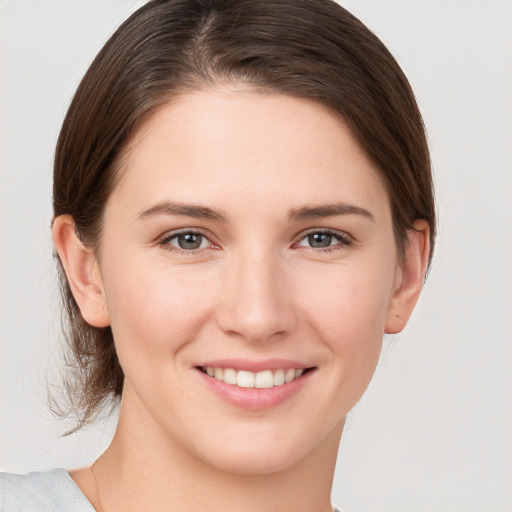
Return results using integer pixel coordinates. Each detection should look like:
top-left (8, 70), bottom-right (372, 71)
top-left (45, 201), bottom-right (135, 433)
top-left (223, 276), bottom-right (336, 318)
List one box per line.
top-left (194, 358), bottom-right (314, 372)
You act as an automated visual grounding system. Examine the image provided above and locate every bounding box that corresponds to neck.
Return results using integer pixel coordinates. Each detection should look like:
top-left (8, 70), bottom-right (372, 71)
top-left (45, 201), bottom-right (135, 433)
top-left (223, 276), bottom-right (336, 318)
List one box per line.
top-left (93, 387), bottom-right (343, 512)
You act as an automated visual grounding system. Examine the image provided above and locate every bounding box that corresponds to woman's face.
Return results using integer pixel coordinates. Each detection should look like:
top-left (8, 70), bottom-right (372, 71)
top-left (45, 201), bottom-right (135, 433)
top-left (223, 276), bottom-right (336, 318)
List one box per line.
top-left (94, 89), bottom-right (403, 473)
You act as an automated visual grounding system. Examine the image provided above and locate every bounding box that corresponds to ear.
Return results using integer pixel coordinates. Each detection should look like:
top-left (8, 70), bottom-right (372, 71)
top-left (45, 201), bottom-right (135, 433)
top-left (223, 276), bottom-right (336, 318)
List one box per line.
top-left (385, 220), bottom-right (430, 334)
top-left (52, 215), bottom-right (111, 328)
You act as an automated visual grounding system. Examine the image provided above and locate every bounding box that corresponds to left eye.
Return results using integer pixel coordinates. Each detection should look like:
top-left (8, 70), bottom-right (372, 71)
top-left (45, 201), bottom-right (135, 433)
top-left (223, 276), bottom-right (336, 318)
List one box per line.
top-left (163, 232), bottom-right (211, 251)
top-left (296, 231), bottom-right (350, 249)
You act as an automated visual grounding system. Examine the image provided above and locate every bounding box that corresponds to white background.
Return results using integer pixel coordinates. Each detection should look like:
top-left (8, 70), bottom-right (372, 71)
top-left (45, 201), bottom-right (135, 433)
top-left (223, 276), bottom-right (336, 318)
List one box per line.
top-left (1, 1), bottom-right (511, 511)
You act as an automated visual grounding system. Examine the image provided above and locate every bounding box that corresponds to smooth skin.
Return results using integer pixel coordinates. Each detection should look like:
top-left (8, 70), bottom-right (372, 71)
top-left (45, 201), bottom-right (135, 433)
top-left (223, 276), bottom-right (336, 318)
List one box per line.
top-left (53, 88), bottom-right (429, 512)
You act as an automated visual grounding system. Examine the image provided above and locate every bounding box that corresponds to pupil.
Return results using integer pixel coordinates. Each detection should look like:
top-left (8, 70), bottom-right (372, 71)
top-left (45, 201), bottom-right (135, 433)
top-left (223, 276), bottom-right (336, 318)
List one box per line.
top-left (178, 233), bottom-right (202, 249)
top-left (309, 233), bottom-right (332, 248)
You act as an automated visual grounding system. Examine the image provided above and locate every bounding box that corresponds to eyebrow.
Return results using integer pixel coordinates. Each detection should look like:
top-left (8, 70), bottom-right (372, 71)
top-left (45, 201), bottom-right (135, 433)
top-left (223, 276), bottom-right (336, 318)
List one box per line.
top-left (288, 203), bottom-right (374, 222)
top-left (136, 201), bottom-right (227, 222)
top-left (136, 200), bottom-right (374, 223)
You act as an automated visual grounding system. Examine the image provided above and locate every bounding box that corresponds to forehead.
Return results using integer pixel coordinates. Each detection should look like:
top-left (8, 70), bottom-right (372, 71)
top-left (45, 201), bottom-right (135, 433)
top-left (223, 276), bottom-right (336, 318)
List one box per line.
top-left (111, 88), bottom-right (389, 219)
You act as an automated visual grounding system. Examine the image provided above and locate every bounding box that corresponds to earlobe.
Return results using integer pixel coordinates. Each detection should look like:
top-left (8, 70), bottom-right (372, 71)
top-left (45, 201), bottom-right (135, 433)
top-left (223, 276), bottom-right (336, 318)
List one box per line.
top-left (385, 220), bottom-right (430, 334)
top-left (52, 215), bottom-right (111, 328)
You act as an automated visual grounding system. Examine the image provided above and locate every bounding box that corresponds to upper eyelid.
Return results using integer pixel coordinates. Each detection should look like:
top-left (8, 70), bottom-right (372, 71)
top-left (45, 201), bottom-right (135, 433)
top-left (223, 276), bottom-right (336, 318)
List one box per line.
top-left (298, 227), bottom-right (348, 235)
top-left (160, 227), bottom-right (214, 241)
top-left (294, 227), bottom-right (352, 242)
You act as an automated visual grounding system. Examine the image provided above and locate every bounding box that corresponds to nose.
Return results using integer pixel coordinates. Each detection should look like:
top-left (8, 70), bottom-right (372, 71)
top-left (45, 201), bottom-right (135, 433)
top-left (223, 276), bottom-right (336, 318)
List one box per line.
top-left (215, 249), bottom-right (297, 344)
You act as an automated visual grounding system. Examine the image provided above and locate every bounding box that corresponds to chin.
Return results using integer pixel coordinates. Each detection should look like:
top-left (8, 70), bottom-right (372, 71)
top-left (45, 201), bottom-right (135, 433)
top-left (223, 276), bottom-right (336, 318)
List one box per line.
top-left (189, 424), bottom-right (328, 476)
top-left (204, 446), bottom-right (303, 476)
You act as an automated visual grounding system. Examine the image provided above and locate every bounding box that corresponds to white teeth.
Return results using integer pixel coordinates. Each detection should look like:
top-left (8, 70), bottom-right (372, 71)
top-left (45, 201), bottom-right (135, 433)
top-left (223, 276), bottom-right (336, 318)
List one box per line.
top-left (284, 368), bottom-right (296, 383)
top-left (237, 370), bottom-right (255, 388)
top-left (223, 368), bottom-right (237, 385)
top-left (255, 370), bottom-right (274, 389)
top-left (273, 369), bottom-right (285, 386)
top-left (202, 366), bottom-right (309, 388)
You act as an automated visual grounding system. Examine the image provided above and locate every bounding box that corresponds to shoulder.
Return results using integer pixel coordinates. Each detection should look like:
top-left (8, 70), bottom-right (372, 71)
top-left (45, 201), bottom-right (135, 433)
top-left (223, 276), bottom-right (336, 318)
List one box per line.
top-left (0, 468), bottom-right (94, 511)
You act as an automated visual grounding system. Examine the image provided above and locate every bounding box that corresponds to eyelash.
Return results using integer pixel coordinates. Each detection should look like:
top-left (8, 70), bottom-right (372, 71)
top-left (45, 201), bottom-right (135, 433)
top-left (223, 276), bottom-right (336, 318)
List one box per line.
top-left (158, 228), bottom-right (352, 254)
top-left (159, 229), bottom-right (216, 255)
top-left (294, 229), bottom-right (353, 252)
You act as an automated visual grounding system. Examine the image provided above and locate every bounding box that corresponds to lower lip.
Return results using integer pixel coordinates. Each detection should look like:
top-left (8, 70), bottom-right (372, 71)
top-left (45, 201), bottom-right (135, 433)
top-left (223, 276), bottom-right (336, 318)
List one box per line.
top-left (195, 369), bottom-right (314, 410)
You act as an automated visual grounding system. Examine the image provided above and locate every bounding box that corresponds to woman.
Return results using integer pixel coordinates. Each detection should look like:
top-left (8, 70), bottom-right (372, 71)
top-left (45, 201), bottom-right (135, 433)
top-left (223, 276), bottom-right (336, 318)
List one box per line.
top-left (1, 0), bottom-right (434, 510)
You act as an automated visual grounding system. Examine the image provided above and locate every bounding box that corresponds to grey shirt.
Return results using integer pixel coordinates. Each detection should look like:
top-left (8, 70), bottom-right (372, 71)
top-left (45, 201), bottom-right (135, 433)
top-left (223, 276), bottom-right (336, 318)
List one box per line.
top-left (1, 469), bottom-right (94, 512)
top-left (0, 469), bottom-right (344, 511)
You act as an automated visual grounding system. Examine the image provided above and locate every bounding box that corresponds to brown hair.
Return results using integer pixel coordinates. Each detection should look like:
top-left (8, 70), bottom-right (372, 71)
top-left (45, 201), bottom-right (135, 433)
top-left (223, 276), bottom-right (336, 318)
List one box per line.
top-left (53, 0), bottom-right (436, 429)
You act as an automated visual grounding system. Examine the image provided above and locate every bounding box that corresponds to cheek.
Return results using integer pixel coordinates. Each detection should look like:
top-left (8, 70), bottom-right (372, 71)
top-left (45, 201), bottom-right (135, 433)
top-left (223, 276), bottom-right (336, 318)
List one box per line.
top-left (101, 257), bottom-right (216, 365)
top-left (300, 261), bottom-right (394, 336)
top-left (296, 259), bottom-right (394, 383)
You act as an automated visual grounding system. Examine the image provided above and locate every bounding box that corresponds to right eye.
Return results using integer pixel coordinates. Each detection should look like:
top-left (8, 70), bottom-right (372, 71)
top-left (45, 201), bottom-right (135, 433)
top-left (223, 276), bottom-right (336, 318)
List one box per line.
top-left (294, 229), bottom-right (352, 251)
top-left (160, 231), bottom-right (213, 252)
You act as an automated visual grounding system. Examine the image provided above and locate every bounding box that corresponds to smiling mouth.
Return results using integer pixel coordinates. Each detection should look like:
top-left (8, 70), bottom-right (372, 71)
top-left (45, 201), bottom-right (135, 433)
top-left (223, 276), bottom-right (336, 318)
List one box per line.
top-left (198, 366), bottom-right (314, 389)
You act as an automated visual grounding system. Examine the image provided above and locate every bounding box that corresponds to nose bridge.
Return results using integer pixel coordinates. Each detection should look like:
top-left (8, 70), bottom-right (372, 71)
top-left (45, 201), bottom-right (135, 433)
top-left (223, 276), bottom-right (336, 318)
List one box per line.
top-left (218, 245), bottom-right (295, 343)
